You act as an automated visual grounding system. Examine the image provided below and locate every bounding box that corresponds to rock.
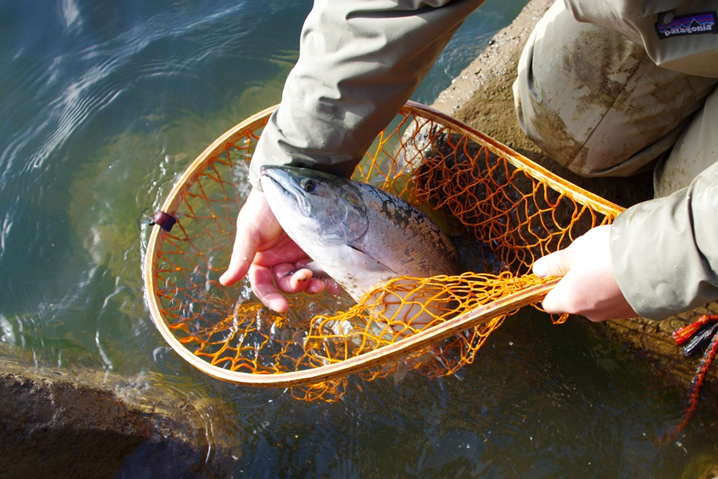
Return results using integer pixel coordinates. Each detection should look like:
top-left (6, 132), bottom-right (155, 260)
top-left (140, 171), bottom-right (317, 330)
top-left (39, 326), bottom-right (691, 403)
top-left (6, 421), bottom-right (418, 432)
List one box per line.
top-left (0, 369), bottom-right (150, 478)
top-left (0, 350), bottom-right (239, 478)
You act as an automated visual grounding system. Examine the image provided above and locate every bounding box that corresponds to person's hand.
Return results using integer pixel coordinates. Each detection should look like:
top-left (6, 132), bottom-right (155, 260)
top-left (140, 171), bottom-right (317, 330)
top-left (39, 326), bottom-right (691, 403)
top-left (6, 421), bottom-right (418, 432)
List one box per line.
top-left (532, 224), bottom-right (637, 321)
top-left (219, 188), bottom-right (335, 312)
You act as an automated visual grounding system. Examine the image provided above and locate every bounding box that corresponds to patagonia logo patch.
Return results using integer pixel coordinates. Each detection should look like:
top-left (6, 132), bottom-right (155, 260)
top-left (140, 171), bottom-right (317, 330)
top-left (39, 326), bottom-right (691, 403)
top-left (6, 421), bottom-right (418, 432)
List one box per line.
top-left (656, 12), bottom-right (718, 39)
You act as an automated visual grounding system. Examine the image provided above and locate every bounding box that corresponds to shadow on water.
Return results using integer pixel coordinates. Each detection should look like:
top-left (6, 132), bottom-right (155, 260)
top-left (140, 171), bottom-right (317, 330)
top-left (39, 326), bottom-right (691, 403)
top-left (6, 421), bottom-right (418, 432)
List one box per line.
top-left (2, 0), bottom-right (718, 477)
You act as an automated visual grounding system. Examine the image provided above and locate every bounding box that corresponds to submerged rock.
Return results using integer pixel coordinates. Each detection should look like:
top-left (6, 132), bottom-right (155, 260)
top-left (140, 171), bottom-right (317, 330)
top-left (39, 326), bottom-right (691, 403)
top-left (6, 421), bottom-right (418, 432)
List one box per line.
top-left (0, 353), bottom-right (239, 478)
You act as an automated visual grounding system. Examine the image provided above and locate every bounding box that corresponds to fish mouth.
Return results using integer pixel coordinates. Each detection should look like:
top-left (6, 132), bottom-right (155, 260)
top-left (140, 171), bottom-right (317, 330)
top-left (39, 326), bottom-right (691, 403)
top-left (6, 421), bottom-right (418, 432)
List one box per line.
top-left (260, 165), bottom-right (310, 214)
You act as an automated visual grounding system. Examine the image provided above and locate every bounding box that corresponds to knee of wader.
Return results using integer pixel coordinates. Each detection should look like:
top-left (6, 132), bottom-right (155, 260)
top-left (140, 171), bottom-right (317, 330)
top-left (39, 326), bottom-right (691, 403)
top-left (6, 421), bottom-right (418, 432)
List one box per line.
top-left (511, 0), bottom-right (716, 179)
top-left (514, 85), bottom-right (687, 179)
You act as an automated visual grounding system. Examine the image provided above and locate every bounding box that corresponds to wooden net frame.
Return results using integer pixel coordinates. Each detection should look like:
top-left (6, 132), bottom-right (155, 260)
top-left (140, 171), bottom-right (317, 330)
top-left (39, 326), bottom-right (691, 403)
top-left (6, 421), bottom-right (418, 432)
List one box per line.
top-left (144, 102), bottom-right (623, 401)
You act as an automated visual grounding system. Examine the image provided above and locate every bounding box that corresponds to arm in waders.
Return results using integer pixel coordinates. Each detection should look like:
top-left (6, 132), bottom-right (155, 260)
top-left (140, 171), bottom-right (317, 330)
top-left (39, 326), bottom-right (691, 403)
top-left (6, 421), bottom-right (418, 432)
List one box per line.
top-left (611, 161), bottom-right (718, 320)
top-left (248, 0), bottom-right (485, 187)
top-left (222, 0), bottom-right (485, 311)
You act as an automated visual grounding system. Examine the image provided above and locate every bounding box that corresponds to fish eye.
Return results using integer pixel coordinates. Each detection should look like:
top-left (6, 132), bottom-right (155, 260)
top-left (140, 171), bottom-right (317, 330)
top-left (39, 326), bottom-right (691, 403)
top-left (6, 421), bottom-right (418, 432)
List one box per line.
top-left (300, 178), bottom-right (315, 193)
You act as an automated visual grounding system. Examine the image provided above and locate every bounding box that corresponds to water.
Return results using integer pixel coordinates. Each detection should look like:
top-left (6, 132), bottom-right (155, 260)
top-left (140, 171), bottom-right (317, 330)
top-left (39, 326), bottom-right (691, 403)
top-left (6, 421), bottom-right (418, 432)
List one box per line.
top-left (1, 0), bottom-right (716, 477)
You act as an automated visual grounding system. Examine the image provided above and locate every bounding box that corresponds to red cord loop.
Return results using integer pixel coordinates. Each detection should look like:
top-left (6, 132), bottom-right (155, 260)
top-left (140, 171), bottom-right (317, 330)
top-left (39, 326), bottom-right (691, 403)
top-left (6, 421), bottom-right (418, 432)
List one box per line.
top-left (665, 314), bottom-right (718, 442)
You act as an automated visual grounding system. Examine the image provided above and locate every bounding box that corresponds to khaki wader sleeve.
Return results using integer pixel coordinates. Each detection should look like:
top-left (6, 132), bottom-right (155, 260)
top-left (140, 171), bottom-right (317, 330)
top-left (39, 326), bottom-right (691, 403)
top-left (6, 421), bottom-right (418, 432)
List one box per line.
top-left (249, 0), bottom-right (484, 188)
top-left (611, 161), bottom-right (718, 320)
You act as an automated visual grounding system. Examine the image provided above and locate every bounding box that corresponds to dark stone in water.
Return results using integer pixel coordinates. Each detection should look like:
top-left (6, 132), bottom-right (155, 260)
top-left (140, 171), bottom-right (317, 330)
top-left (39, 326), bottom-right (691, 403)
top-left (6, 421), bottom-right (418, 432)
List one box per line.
top-left (0, 359), bottom-right (239, 478)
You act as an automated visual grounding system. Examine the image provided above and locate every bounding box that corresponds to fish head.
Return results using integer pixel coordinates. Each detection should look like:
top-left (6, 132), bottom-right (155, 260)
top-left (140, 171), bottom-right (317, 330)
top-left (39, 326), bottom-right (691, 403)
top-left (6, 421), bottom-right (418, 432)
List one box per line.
top-left (259, 165), bottom-right (369, 245)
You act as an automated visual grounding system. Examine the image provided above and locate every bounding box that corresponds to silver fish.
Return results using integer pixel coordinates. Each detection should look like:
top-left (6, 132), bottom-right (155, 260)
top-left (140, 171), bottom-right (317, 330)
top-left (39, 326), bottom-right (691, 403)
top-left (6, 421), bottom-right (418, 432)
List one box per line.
top-left (260, 165), bottom-right (461, 328)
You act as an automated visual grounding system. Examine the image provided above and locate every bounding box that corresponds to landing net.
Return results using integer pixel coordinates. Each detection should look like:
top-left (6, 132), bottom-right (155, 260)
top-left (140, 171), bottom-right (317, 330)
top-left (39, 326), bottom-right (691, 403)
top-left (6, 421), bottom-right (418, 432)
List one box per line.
top-left (144, 102), bottom-right (623, 401)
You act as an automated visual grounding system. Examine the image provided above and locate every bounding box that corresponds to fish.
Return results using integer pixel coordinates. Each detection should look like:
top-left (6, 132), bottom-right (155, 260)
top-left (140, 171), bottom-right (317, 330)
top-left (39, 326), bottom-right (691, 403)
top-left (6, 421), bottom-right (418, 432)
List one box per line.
top-left (259, 165), bottom-right (462, 330)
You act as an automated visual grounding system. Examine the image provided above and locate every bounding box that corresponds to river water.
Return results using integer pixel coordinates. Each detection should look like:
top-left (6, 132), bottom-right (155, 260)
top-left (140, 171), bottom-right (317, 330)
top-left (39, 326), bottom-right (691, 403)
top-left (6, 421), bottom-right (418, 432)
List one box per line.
top-left (1, 0), bottom-right (716, 477)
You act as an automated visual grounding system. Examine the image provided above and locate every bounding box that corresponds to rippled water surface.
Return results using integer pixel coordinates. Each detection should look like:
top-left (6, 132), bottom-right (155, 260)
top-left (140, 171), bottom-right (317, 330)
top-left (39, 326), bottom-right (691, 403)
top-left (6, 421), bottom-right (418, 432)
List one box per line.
top-left (2, 0), bottom-right (717, 477)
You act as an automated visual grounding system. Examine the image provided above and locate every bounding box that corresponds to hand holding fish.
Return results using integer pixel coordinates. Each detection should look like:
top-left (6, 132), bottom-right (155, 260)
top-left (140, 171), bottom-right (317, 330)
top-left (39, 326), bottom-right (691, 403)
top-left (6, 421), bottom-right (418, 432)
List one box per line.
top-left (219, 188), bottom-right (332, 313)
top-left (532, 225), bottom-right (636, 322)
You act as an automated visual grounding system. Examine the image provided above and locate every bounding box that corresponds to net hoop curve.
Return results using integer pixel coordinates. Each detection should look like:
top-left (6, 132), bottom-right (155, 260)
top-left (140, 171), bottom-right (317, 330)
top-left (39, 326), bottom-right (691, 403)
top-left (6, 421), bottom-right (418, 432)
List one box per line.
top-left (144, 101), bottom-right (623, 389)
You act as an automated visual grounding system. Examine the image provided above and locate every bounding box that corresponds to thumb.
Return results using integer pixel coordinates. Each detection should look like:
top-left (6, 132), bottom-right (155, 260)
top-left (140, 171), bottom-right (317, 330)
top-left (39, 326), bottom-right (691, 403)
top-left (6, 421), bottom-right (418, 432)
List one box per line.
top-left (533, 249), bottom-right (572, 278)
top-left (219, 233), bottom-right (257, 286)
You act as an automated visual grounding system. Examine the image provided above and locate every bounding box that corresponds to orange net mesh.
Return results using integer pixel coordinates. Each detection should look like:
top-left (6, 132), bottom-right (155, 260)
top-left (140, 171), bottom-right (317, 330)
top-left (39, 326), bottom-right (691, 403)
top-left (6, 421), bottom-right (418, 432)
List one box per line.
top-left (144, 102), bottom-right (623, 402)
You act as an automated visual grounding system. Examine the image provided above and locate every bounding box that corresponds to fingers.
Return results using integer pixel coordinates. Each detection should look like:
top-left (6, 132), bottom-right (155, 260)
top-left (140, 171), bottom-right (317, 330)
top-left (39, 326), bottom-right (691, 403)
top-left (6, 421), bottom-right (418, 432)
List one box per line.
top-left (533, 249), bottom-right (572, 279)
top-left (533, 226), bottom-right (607, 279)
top-left (276, 259), bottom-right (333, 295)
top-left (219, 234), bottom-right (258, 287)
top-left (531, 225), bottom-right (637, 321)
top-left (273, 264), bottom-right (326, 295)
top-left (249, 264), bottom-right (289, 313)
top-left (217, 187), bottom-right (339, 312)
top-left (541, 274), bottom-right (636, 322)
top-left (249, 263), bottom-right (337, 313)
top-left (322, 279), bottom-right (343, 296)
top-left (539, 272), bottom-right (579, 315)
top-left (219, 189), bottom-right (268, 287)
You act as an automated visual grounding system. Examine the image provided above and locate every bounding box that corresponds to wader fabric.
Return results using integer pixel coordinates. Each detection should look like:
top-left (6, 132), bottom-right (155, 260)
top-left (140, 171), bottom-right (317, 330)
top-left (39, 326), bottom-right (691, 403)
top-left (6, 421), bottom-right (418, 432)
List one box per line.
top-left (249, 0), bottom-right (485, 186)
top-left (513, 1), bottom-right (718, 178)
